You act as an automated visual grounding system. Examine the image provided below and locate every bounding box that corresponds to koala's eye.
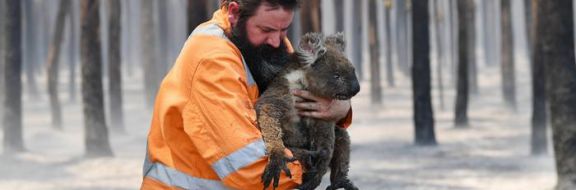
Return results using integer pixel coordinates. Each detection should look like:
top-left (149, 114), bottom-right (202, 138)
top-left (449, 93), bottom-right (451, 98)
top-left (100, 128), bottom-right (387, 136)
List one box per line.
top-left (333, 74), bottom-right (341, 79)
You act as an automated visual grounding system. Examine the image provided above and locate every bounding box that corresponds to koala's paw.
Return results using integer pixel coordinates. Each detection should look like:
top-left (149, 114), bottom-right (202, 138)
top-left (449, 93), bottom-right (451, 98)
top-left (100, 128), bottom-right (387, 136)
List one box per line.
top-left (326, 178), bottom-right (359, 190)
top-left (262, 153), bottom-right (296, 190)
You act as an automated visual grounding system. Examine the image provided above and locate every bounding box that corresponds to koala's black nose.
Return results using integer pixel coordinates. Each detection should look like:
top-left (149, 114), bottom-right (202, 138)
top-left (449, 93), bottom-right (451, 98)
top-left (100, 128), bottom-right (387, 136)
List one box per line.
top-left (350, 78), bottom-right (360, 96)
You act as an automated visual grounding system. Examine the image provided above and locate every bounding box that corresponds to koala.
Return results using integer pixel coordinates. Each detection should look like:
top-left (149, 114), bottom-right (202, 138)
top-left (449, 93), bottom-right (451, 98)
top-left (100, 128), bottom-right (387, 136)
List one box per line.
top-left (256, 33), bottom-right (360, 190)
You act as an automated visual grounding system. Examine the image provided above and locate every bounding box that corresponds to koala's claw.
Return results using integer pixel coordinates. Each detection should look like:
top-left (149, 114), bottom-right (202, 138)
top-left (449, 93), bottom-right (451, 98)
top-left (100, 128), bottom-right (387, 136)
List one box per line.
top-left (326, 178), bottom-right (359, 190)
top-left (262, 154), bottom-right (295, 190)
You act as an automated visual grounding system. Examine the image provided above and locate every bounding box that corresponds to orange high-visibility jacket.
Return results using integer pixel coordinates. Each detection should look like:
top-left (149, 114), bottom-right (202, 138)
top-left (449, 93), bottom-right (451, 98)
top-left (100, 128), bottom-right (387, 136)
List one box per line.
top-left (141, 7), bottom-right (352, 190)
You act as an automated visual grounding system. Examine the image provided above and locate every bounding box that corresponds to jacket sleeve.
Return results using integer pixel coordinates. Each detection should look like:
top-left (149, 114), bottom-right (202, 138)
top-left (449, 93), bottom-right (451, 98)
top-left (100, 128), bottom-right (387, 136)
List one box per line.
top-left (183, 51), bottom-right (302, 189)
top-left (337, 108), bottom-right (353, 129)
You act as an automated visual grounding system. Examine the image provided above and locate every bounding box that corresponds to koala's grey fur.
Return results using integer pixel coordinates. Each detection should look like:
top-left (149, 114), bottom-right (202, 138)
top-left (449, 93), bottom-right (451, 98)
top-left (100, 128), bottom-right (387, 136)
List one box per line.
top-left (257, 32), bottom-right (360, 190)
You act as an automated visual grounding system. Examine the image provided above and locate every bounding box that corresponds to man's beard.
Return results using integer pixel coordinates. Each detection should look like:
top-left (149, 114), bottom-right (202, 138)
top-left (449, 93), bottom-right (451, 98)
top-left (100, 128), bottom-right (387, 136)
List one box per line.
top-left (229, 18), bottom-right (290, 94)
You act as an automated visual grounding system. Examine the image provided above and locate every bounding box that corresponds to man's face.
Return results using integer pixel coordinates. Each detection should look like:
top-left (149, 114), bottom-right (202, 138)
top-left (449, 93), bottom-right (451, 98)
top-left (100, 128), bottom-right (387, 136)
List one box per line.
top-left (229, 3), bottom-right (294, 91)
top-left (240, 3), bottom-right (294, 48)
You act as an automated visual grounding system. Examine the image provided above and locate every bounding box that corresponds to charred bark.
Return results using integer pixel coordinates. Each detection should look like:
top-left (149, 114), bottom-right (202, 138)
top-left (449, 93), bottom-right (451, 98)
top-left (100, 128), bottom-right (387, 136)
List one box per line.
top-left (300, 0), bottom-right (322, 34)
top-left (46, 0), bottom-right (70, 130)
top-left (467, 1), bottom-right (478, 95)
top-left (187, 0), bottom-right (208, 35)
top-left (395, 0), bottom-right (410, 77)
top-left (0, 0), bottom-right (4, 122)
top-left (501, 0), bottom-right (517, 111)
top-left (449, 0), bottom-right (458, 86)
top-left (23, 0), bottom-right (40, 100)
top-left (412, 0), bottom-right (436, 146)
top-left (334, 0), bottom-right (344, 32)
top-left (454, 0), bottom-right (470, 128)
top-left (538, 1), bottom-right (576, 189)
top-left (141, 0), bottom-right (159, 108)
top-left (107, 0), bottom-right (124, 133)
top-left (25, 0), bottom-right (40, 100)
top-left (69, 0), bottom-right (80, 102)
top-left (434, 0), bottom-right (445, 111)
top-left (368, 0), bottom-right (382, 105)
top-left (3, 0), bottom-right (25, 153)
top-left (529, 0), bottom-right (547, 156)
top-left (81, 0), bottom-right (113, 158)
top-left (384, 0), bottom-right (395, 88)
top-left (351, 1), bottom-right (363, 79)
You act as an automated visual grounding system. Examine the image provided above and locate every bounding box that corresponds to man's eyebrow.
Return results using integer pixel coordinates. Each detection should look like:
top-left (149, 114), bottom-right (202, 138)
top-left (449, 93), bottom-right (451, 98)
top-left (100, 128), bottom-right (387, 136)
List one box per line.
top-left (258, 25), bottom-right (290, 31)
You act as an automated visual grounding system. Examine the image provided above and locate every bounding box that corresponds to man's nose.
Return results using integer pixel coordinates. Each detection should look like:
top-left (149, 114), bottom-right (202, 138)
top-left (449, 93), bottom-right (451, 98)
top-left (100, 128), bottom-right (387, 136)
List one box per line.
top-left (266, 33), bottom-right (281, 48)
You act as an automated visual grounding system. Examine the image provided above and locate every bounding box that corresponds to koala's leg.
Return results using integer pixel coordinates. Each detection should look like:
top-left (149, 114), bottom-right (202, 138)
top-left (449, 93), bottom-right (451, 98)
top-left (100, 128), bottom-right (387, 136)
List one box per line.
top-left (298, 121), bottom-right (335, 190)
top-left (288, 147), bottom-right (323, 172)
top-left (326, 127), bottom-right (358, 190)
top-left (256, 103), bottom-right (287, 159)
top-left (284, 124), bottom-right (316, 171)
top-left (256, 102), bottom-right (294, 190)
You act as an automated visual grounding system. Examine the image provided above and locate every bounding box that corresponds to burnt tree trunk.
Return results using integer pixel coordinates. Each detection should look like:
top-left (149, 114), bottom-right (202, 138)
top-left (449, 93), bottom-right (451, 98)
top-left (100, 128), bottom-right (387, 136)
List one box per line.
top-left (405, 1), bottom-right (413, 77)
top-left (539, 1), bottom-right (576, 189)
top-left (46, 0), bottom-right (70, 130)
top-left (454, 0), bottom-right (470, 128)
top-left (443, 0), bottom-right (455, 86)
top-left (0, 0), bottom-right (5, 121)
top-left (467, 1), bottom-right (478, 95)
top-left (300, 0), bottom-right (322, 34)
top-left (23, 0), bottom-right (39, 100)
top-left (368, 0), bottom-right (382, 105)
top-left (395, 0), bottom-right (410, 77)
top-left (334, 0), bottom-right (344, 32)
top-left (3, 0), bottom-right (25, 153)
top-left (187, 0), bottom-right (208, 35)
top-left (483, 0), bottom-right (497, 67)
top-left (156, 0), bottom-right (169, 74)
top-left (501, 0), bottom-right (517, 111)
top-left (351, 1), bottom-right (363, 79)
top-left (41, 1), bottom-right (52, 74)
top-left (107, 0), bottom-right (124, 133)
top-left (384, 0), bottom-right (395, 88)
top-left (80, 0), bottom-right (113, 158)
top-left (525, 0), bottom-right (533, 50)
top-left (206, 0), bottom-right (219, 13)
top-left (412, 0), bottom-right (436, 146)
top-left (434, 0), bottom-right (445, 111)
top-left (123, 0), bottom-right (137, 77)
top-left (450, 0), bottom-right (458, 86)
top-left (529, 0), bottom-right (547, 156)
top-left (69, 0), bottom-right (79, 102)
top-left (141, 0), bottom-right (159, 108)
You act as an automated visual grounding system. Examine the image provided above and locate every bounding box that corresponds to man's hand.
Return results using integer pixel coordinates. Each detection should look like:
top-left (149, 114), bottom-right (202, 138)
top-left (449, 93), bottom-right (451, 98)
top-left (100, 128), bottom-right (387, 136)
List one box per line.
top-left (292, 89), bottom-right (351, 122)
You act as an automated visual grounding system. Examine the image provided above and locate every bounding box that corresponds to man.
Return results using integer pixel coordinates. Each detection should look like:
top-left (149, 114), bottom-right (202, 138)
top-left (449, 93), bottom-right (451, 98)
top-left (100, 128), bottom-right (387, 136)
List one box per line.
top-left (141, 0), bottom-right (353, 189)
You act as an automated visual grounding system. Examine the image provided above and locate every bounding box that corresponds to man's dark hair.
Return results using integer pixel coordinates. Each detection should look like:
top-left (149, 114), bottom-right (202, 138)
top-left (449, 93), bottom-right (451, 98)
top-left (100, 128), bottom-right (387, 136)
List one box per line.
top-left (221, 0), bottom-right (300, 19)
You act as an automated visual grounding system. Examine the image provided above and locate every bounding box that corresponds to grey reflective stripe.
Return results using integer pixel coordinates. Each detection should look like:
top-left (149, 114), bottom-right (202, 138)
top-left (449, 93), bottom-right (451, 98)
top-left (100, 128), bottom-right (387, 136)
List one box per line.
top-left (191, 24), bottom-right (228, 39)
top-left (143, 145), bottom-right (153, 176)
top-left (143, 148), bottom-right (230, 189)
top-left (190, 24), bottom-right (256, 86)
top-left (211, 139), bottom-right (267, 179)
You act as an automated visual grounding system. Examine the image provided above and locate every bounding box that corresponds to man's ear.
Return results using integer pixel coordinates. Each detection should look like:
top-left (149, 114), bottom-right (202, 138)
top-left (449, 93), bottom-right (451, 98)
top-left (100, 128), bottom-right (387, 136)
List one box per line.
top-left (297, 32), bottom-right (326, 66)
top-left (325, 32), bottom-right (345, 52)
top-left (228, 2), bottom-right (240, 26)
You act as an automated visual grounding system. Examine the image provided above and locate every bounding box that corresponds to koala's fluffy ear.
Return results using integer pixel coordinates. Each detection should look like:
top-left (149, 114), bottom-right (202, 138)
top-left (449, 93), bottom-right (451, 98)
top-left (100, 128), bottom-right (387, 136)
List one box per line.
top-left (297, 32), bottom-right (326, 66)
top-left (325, 32), bottom-right (346, 52)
